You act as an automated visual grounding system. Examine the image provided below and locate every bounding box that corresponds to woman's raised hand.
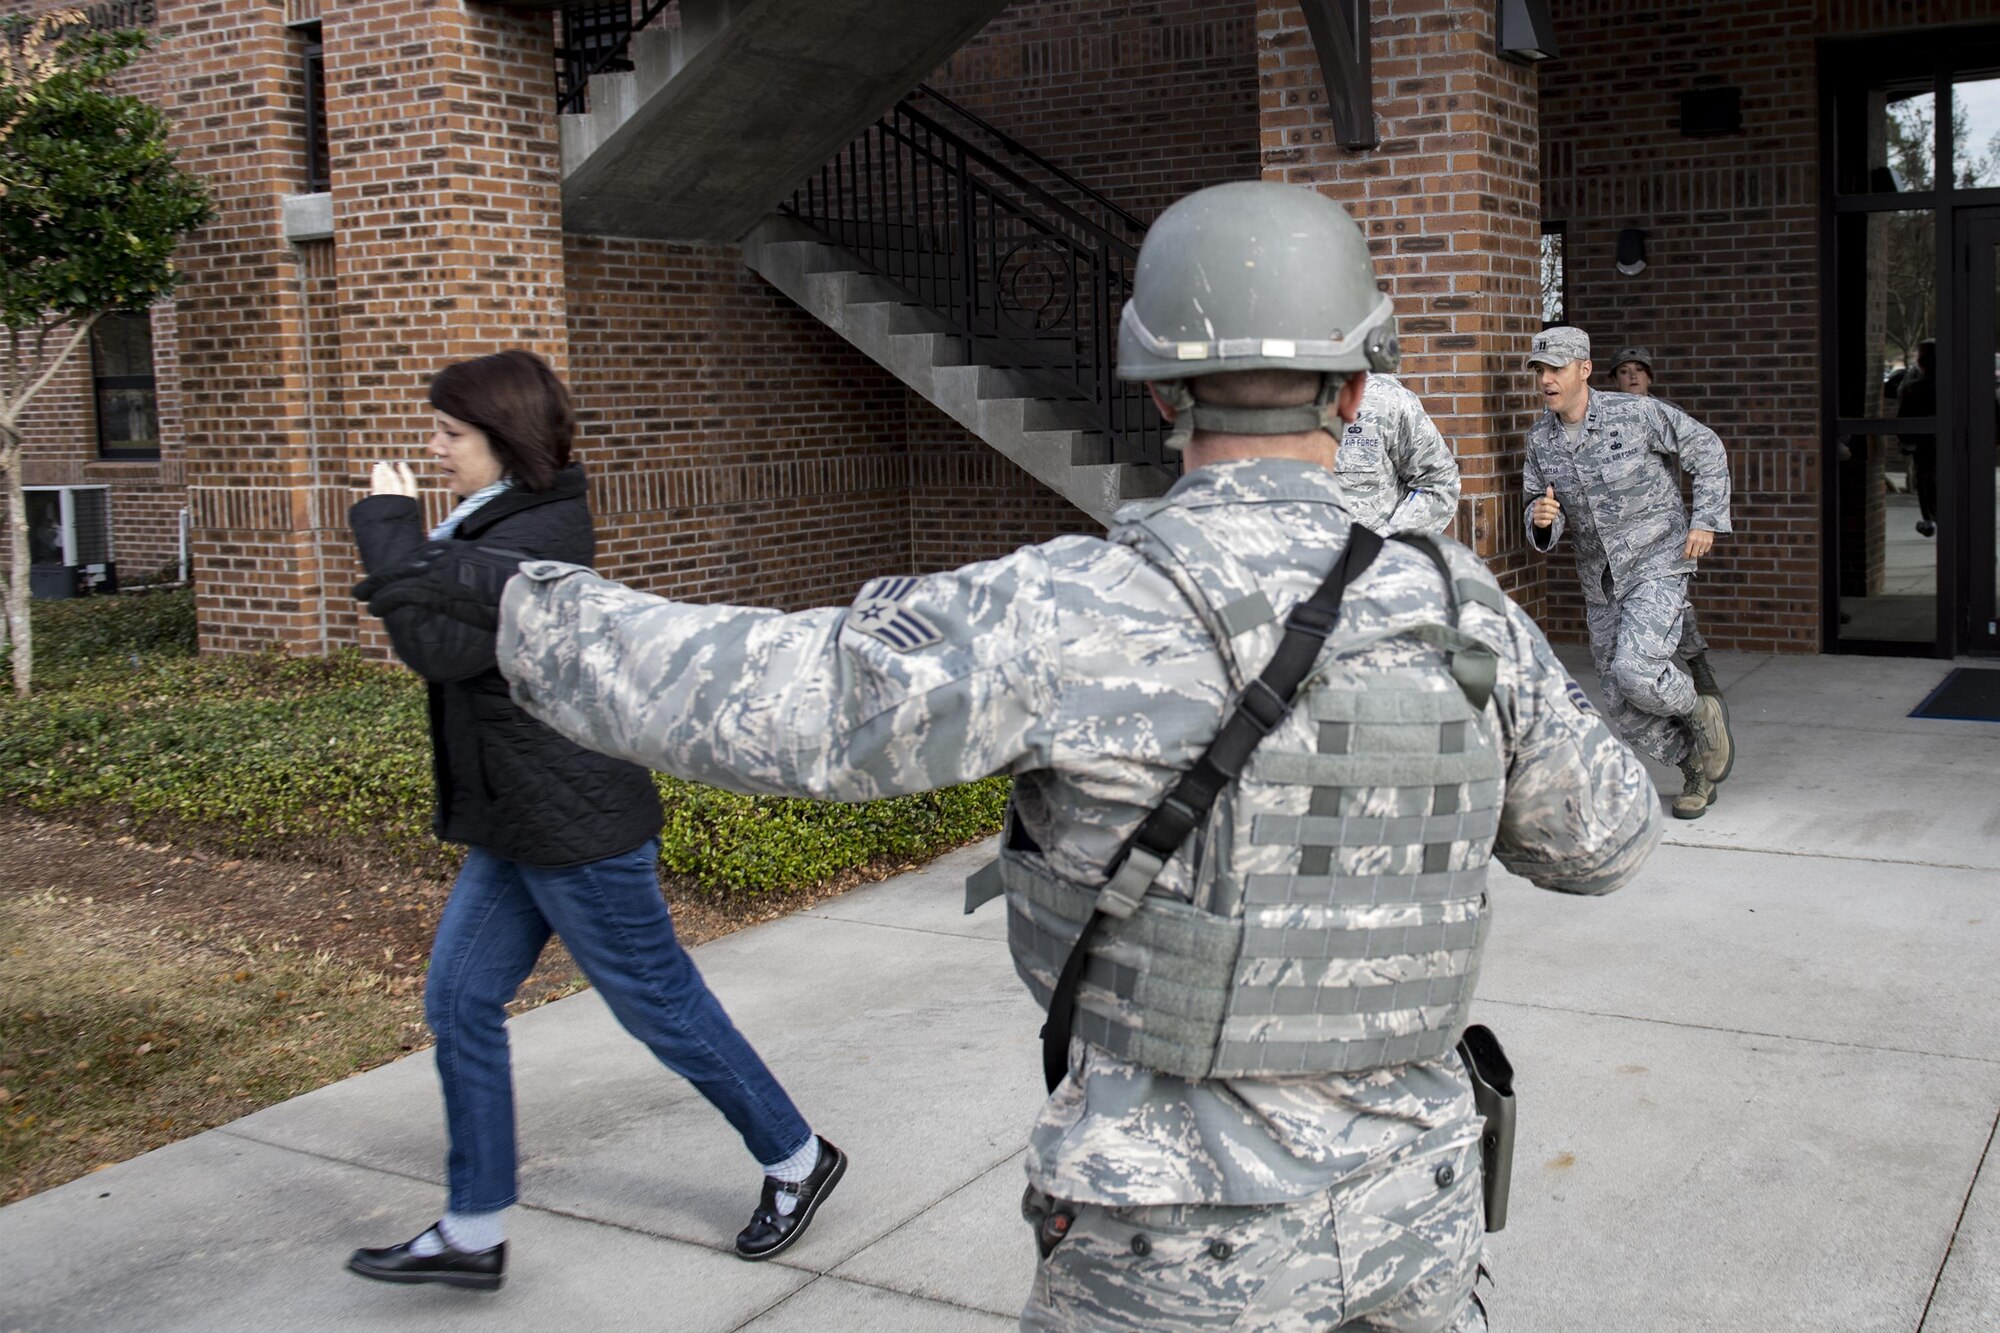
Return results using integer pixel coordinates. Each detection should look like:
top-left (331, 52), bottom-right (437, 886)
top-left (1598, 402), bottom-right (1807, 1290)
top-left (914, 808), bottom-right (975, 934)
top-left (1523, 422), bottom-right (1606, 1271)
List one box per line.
top-left (370, 460), bottom-right (421, 499)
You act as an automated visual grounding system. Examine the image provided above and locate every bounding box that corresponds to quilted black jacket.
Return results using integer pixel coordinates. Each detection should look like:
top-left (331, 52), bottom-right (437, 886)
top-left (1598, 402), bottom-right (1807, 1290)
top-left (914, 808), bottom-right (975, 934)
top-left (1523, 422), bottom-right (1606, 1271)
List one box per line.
top-left (349, 464), bottom-right (662, 867)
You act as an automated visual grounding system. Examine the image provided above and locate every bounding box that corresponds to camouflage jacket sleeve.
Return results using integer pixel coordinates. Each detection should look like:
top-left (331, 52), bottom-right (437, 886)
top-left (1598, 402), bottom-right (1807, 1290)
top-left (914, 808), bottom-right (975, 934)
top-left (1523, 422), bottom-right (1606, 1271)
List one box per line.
top-left (1646, 399), bottom-right (1732, 534)
top-left (492, 552), bottom-right (1063, 801)
top-left (1379, 378), bottom-right (1462, 535)
top-left (1522, 430), bottom-right (1566, 553)
top-left (1488, 595), bottom-right (1661, 893)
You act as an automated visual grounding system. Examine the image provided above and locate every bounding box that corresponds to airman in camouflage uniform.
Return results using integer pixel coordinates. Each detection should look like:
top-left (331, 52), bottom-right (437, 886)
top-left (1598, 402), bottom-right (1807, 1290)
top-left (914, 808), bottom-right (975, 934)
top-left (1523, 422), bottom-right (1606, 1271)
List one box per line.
top-left (1335, 373), bottom-right (1462, 536)
top-left (367, 185), bottom-right (1665, 1331)
top-left (1607, 346), bottom-right (1720, 698)
top-left (1524, 327), bottom-right (1735, 818)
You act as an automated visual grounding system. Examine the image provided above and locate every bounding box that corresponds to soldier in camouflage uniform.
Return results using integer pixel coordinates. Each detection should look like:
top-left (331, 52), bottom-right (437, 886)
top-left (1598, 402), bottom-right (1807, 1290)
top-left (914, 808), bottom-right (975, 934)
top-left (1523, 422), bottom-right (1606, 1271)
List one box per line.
top-left (1335, 373), bottom-right (1462, 536)
top-left (363, 184), bottom-right (1664, 1331)
top-left (1525, 328), bottom-right (1735, 819)
top-left (1607, 346), bottom-right (1721, 698)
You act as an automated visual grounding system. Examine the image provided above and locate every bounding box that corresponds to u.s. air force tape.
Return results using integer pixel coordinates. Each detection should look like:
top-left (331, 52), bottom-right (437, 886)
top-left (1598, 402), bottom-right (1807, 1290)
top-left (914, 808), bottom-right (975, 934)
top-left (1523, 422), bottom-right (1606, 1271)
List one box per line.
top-left (845, 576), bottom-right (943, 652)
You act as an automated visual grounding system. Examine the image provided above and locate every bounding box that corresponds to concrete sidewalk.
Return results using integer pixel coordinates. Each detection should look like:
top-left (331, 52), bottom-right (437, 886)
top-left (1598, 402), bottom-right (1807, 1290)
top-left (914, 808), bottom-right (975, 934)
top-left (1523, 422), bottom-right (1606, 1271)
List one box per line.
top-left (4, 650), bottom-right (1998, 1332)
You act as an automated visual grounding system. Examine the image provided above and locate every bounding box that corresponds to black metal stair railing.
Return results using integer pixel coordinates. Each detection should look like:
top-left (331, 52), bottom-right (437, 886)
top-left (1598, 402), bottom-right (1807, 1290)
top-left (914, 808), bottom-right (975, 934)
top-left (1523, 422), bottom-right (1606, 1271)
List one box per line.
top-left (556, 0), bottom-right (676, 115)
top-left (782, 98), bottom-right (1168, 479)
top-left (906, 85), bottom-right (1148, 246)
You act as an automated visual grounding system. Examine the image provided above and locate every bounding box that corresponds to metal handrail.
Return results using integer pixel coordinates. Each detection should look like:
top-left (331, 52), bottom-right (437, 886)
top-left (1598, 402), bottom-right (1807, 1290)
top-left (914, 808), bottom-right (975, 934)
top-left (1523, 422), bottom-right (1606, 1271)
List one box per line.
top-left (892, 100), bottom-right (1138, 261)
top-left (556, 0), bottom-right (676, 116)
top-left (910, 84), bottom-right (1147, 239)
top-left (783, 97), bottom-right (1167, 478)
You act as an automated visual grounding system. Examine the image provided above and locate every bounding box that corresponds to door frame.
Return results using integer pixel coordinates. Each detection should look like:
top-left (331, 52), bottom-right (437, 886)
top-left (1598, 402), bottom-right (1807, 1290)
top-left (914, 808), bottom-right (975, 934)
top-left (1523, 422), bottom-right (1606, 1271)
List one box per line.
top-left (1818, 29), bottom-right (2000, 657)
top-left (1958, 210), bottom-right (2000, 654)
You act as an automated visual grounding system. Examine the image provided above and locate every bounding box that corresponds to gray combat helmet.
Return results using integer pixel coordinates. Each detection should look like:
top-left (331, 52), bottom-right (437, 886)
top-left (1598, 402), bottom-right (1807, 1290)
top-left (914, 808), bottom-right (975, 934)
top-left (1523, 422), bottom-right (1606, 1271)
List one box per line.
top-left (1118, 181), bottom-right (1399, 448)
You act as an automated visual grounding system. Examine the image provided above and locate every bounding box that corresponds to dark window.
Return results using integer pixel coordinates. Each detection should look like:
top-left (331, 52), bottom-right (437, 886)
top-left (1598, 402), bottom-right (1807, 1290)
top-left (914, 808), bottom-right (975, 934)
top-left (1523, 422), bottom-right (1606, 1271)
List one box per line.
top-left (302, 23), bottom-right (329, 193)
top-left (1540, 221), bottom-right (1567, 327)
top-left (25, 491), bottom-right (63, 566)
top-left (92, 311), bottom-right (159, 460)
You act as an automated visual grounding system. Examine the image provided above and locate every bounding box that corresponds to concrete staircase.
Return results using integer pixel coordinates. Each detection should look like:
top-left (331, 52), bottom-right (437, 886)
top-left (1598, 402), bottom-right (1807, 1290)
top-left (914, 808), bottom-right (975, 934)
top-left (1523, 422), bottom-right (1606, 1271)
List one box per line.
top-left (560, 0), bottom-right (1013, 242)
top-left (741, 218), bottom-right (1172, 524)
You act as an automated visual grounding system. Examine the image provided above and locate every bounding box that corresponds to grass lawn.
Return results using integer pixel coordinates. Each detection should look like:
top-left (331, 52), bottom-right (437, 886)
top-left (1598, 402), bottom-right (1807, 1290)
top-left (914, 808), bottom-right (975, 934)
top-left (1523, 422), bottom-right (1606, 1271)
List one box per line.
top-left (0, 590), bottom-right (1006, 1203)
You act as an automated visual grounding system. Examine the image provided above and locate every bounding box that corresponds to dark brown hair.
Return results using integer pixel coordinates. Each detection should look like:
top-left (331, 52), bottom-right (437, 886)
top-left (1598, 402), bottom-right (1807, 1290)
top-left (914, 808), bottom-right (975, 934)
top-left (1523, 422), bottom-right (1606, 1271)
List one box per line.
top-left (427, 349), bottom-right (573, 492)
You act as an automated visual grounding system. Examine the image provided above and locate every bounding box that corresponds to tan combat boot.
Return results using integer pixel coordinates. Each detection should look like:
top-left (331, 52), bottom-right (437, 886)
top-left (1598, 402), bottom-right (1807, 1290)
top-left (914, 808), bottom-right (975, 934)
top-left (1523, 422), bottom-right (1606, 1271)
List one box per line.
top-left (1673, 758), bottom-right (1717, 819)
top-left (1688, 693), bottom-right (1734, 783)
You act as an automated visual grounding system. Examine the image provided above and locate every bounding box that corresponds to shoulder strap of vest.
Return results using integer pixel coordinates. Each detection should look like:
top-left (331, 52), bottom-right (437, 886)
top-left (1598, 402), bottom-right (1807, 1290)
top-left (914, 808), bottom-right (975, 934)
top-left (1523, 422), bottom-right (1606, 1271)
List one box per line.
top-left (1389, 532), bottom-right (1501, 712)
top-left (1122, 509), bottom-right (1263, 688)
top-left (1039, 524), bottom-right (1385, 1093)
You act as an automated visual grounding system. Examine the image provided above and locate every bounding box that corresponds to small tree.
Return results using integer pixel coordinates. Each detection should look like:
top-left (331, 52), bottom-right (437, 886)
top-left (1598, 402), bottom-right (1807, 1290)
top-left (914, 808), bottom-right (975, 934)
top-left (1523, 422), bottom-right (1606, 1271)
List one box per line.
top-left (0, 13), bottom-right (210, 696)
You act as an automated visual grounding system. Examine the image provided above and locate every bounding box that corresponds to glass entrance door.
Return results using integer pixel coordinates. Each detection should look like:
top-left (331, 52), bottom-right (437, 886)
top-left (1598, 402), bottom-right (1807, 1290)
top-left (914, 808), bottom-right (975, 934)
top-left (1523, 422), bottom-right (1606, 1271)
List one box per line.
top-left (1825, 42), bottom-right (2000, 656)
top-left (1962, 213), bottom-right (2000, 652)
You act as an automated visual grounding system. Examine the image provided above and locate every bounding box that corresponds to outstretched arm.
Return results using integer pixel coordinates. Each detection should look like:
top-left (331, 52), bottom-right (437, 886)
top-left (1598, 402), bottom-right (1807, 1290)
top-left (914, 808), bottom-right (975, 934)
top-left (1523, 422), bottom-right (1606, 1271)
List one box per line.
top-left (494, 551), bottom-right (1063, 801)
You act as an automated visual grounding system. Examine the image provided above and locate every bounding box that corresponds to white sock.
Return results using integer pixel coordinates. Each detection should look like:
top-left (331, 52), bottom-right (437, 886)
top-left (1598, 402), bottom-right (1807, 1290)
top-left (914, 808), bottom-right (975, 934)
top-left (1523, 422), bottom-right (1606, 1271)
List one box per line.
top-left (439, 1209), bottom-right (507, 1253)
top-left (406, 1226), bottom-right (446, 1258)
top-left (764, 1136), bottom-right (821, 1217)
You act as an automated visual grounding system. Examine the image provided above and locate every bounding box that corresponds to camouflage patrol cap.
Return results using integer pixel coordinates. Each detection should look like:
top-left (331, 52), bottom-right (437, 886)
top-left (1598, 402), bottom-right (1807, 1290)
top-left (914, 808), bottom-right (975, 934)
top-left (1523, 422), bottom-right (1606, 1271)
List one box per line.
top-left (1526, 326), bottom-right (1590, 369)
top-left (1611, 346), bottom-right (1654, 375)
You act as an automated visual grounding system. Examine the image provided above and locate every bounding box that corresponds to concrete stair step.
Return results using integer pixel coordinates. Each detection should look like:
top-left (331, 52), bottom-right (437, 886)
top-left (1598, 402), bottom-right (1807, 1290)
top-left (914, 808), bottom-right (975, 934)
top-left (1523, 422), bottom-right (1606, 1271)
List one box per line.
top-left (742, 215), bottom-right (1169, 523)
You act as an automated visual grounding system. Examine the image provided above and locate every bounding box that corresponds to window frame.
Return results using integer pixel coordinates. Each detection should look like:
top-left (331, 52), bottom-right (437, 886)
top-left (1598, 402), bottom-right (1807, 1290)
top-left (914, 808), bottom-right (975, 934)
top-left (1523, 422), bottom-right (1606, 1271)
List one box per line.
top-left (90, 311), bottom-right (160, 462)
top-left (302, 23), bottom-right (329, 194)
top-left (1539, 220), bottom-right (1569, 329)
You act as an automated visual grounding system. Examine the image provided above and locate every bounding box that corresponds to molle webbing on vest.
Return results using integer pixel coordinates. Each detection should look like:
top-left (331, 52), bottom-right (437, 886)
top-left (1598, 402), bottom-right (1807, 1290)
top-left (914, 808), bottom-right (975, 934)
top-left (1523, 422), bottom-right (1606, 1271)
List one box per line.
top-left (1003, 513), bottom-right (1510, 1083)
top-left (1004, 851), bottom-right (1241, 1077)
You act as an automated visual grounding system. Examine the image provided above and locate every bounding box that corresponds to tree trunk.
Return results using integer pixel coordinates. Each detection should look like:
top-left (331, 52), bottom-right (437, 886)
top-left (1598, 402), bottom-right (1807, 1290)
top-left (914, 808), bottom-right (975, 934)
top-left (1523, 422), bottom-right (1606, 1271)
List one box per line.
top-left (1, 427), bottom-right (30, 698)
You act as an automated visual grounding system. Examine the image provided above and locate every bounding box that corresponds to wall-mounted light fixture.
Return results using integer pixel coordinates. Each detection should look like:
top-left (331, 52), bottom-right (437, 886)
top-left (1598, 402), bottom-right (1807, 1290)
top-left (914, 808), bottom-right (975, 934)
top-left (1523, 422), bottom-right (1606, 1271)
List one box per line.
top-left (1497, 0), bottom-right (1558, 63)
top-left (1616, 228), bottom-right (1648, 277)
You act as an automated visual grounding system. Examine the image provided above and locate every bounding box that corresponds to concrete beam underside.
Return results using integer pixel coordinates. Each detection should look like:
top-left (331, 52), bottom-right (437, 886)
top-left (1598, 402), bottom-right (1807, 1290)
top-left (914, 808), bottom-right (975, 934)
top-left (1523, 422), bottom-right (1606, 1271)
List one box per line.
top-left (561, 0), bottom-right (1014, 243)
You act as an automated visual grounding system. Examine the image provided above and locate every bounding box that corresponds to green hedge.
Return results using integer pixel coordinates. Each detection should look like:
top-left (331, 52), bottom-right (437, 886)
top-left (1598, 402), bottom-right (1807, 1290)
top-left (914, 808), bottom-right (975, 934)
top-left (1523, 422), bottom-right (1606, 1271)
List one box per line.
top-left (0, 586), bottom-right (197, 685)
top-left (0, 592), bottom-right (1006, 894)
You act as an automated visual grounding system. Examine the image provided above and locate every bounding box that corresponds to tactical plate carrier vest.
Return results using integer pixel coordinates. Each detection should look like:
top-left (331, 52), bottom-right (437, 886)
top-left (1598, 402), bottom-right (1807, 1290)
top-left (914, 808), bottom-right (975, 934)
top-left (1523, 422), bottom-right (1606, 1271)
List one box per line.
top-left (995, 510), bottom-right (1509, 1081)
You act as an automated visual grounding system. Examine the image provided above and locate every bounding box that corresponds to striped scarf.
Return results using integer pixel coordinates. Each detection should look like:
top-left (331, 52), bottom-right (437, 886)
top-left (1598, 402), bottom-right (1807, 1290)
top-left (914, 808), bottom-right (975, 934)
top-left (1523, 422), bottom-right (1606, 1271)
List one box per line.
top-left (429, 478), bottom-right (513, 540)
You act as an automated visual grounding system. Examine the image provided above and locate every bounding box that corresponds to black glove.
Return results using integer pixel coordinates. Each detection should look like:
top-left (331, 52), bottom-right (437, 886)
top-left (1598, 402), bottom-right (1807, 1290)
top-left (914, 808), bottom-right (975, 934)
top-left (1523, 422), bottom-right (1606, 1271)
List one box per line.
top-left (357, 542), bottom-right (531, 632)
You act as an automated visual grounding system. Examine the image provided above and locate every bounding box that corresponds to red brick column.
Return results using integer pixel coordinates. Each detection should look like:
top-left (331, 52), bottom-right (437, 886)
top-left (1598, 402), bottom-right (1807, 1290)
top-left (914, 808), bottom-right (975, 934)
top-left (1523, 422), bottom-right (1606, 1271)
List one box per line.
top-left (321, 0), bottom-right (567, 651)
top-left (149, 0), bottom-right (325, 651)
top-left (1258, 0), bottom-right (1544, 612)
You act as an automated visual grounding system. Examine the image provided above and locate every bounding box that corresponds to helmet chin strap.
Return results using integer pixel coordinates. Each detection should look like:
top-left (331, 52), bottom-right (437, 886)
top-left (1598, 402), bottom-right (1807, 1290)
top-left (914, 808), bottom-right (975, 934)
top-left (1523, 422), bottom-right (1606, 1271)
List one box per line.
top-left (1158, 374), bottom-right (1347, 452)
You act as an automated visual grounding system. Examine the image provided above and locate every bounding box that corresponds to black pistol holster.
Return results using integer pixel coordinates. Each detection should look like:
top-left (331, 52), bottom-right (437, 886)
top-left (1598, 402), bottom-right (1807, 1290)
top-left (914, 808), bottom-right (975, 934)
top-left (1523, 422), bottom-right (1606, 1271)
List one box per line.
top-left (1456, 1024), bottom-right (1516, 1232)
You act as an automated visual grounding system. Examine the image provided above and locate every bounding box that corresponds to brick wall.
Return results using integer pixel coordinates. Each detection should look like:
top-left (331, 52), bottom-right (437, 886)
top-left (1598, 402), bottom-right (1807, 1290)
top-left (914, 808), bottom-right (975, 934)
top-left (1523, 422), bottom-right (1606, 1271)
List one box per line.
top-left (321, 0), bottom-right (568, 653)
top-left (563, 233), bottom-right (1097, 612)
top-left (564, 234), bottom-right (912, 612)
top-left (1536, 0), bottom-right (1997, 652)
top-left (149, 0), bottom-right (323, 652)
top-left (1539, 0), bottom-right (1824, 651)
top-left (908, 409), bottom-right (1102, 570)
top-left (1259, 0), bottom-right (1547, 614)
top-left (930, 0), bottom-right (1263, 223)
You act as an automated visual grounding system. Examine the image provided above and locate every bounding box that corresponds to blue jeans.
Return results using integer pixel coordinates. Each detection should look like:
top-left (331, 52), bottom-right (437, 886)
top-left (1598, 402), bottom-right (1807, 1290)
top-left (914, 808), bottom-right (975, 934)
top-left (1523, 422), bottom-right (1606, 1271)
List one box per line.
top-left (425, 839), bottom-right (812, 1213)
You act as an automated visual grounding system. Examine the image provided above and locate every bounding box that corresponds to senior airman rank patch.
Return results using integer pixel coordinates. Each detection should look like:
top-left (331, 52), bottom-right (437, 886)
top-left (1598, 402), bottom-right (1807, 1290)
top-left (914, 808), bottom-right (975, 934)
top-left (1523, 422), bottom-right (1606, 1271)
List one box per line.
top-left (846, 576), bottom-right (943, 652)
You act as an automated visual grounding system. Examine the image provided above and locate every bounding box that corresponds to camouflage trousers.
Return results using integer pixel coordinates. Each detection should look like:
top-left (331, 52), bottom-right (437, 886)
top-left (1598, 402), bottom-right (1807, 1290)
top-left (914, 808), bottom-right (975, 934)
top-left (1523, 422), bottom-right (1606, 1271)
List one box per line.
top-left (1018, 1132), bottom-right (1486, 1332)
top-left (1586, 568), bottom-right (1697, 767)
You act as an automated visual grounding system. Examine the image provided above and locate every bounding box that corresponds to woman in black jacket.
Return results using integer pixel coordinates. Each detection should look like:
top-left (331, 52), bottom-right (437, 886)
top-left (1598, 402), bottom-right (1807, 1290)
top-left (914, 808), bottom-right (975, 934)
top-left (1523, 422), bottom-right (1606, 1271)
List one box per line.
top-left (344, 350), bottom-right (842, 1292)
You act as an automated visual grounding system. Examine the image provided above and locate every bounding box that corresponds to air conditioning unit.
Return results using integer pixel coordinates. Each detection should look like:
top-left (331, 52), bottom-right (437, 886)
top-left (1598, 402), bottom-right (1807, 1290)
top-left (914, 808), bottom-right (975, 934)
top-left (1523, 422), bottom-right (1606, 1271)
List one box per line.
top-left (25, 485), bottom-right (117, 599)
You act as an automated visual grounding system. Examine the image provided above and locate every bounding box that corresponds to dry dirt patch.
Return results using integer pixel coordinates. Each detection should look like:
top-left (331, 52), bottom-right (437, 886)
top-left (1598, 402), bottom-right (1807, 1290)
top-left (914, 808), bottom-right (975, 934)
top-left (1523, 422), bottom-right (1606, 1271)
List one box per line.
top-left (0, 813), bottom-right (876, 1204)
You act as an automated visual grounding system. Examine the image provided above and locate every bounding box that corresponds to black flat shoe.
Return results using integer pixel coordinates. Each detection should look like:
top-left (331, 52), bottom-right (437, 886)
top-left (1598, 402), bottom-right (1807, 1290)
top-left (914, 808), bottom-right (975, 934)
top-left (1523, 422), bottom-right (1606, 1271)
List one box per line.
top-left (735, 1136), bottom-right (847, 1261)
top-left (347, 1226), bottom-right (506, 1291)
